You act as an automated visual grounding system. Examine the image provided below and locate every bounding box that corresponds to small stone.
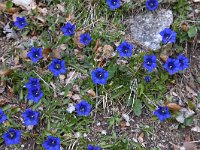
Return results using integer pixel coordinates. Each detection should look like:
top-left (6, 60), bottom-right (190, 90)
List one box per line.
top-left (66, 103), bottom-right (75, 113)
top-left (97, 122), bottom-right (101, 126)
top-left (83, 133), bottom-right (87, 137)
top-left (127, 9), bottom-right (173, 50)
top-left (126, 122), bottom-right (130, 126)
top-left (74, 132), bottom-right (80, 138)
top-left (27, 125), bottom-right (34, 130)
top-left (101, 130), bottom-right (107, 135)
top-left (193, 0), bottom-right (200, 2)
top-left (122, 114), bottom-right (130, 122)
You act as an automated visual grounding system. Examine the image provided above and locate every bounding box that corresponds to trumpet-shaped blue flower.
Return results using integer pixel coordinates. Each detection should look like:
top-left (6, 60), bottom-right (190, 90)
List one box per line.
top-left (27, 47), bottom-right (43, 63)
top-left (163, 58), bottom-right (180, 75)
top-left (177, 54), bottom-right (189, 71)
top-left (91, 67), bottom-right (109, 85)
top-left (117, 41), bottom-right (134, 58)
top-left (80, 33), bottom-right (92, 46)
top-left (154, 106), bottom-right (171, 121)
top-left (22, 108), bottom-right (40, 126)
top-left (145, 76), bottom-right (151, 83)
top-left (2, 128), bottom-right (21, 146)
top-left (88, 144), bottom-right (101, 150)
top-left (146, 0), bottom-right (159, 11)
top-left (160, 28), bottom-right (177, 44)
top-left (14, 16), bottom-right (28, 30)
top-left (75, 100), bottom-right (92, 116)
top-left (143, 55), bottom-right (157, 72)
top-left (48, 59), bottom-right (67, 77)
top-left (42, 136), bottom-right (60, 150)
top-left (106, 0), bottom-right (121, 10)
top-left (27, 87), bottom-right (44, 103)
top-left (61, 22), bottom-right (75, 36)
top-left (25, 77), bottom-right (40, 90)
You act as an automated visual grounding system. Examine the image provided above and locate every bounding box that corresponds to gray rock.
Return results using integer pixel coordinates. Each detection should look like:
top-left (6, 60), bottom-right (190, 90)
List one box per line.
top-left (127, 9), bottom-right (173, 50)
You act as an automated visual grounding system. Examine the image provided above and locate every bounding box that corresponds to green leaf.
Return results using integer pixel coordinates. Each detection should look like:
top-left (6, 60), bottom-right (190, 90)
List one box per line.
top-left (6, 1), bottom-right (13, 10)
top-left (188, 26), bottom-right (198, 38)
top-left (184, 117), bottom-right (193, 126)
top-left (56, 36), bottom-right (71, 46)
top-left (133, 99), bottom-right (142, 116)
top-left (138, 83), bottom-right (144, 96)
top-left (107, 63), bottom-right (117, 79)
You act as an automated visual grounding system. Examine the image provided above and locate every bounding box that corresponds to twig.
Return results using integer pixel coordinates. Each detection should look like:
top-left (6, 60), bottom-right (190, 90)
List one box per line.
top-left (32, 70), bottom-right (51, 88)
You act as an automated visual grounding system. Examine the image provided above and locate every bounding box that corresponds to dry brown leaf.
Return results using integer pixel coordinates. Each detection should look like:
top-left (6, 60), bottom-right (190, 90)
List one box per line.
top-left (87, 89), bottom-right (96, 97)
top-left (42, 48), bottom-right (52, 60)
top-left (102, 45), bottom-right (114, 59)
top-left (0, 69), bottom-right (13, 76)
top-left (65, 14), bottom-right (75, 23)
top-left (160, 54), bottom-right (168, 63)
top-left (93, 39), bottom-right (101, 52)
top-left (138, 132), bottom-right (144, 143)
top-left (167, 103), bottom-right (182, 111)
top-left (53, 49), bottom-right (62, 59)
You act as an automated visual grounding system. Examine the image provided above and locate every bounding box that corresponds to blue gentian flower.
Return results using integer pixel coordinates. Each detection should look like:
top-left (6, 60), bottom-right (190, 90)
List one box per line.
top-left (27, 47), bottom-right (43, 63)
top-left (88, 144), bottom-right (101, 150)
top-left (117, 41), bottom-right (134, 58)
top-left (25, 77), bottom-right (40, 90)
top-left (91, 67), bottom-right (109, 85)
top-left (177, 54), bottom-right (189, 71)
top-left (145, 76), bottom-right (151, 83)
top-left (146, 0), bottom-right (159, 11)
top-left (48, 59), bottom-right (67, 77)
top-left (14, 16), bottom-right (28, 30)
top-left (42, 136), bottom-right (60, 150)
top-left (143, 55), bottom-right (157, 72)
top-left (163, 58), bottom-right (180, 75)
top-left (106, 0), bottom-right (121, 10)
top-left (75, 100), bottom-right (92, 116)
top-left (61, 22), bottom-right (75, 36)
top-left (2, 128), bottom-right (21, 146)
top-left (27, 87), bottom-right (44, 103)
top-left (80, 33), bottom-right (92, 46)
top-left (0, 109), bottom-right (7, 124)
top-left (154, 106), bottom-right (171, 122)
top-left (159, 28), bottom-right (177, 44)
top-left (22, 108), bottom-right (40, 126)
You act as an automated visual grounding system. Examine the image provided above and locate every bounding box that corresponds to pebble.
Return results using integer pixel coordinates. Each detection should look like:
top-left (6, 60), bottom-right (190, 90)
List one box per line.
top-left (101, 130), bottom-right (107, 135)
